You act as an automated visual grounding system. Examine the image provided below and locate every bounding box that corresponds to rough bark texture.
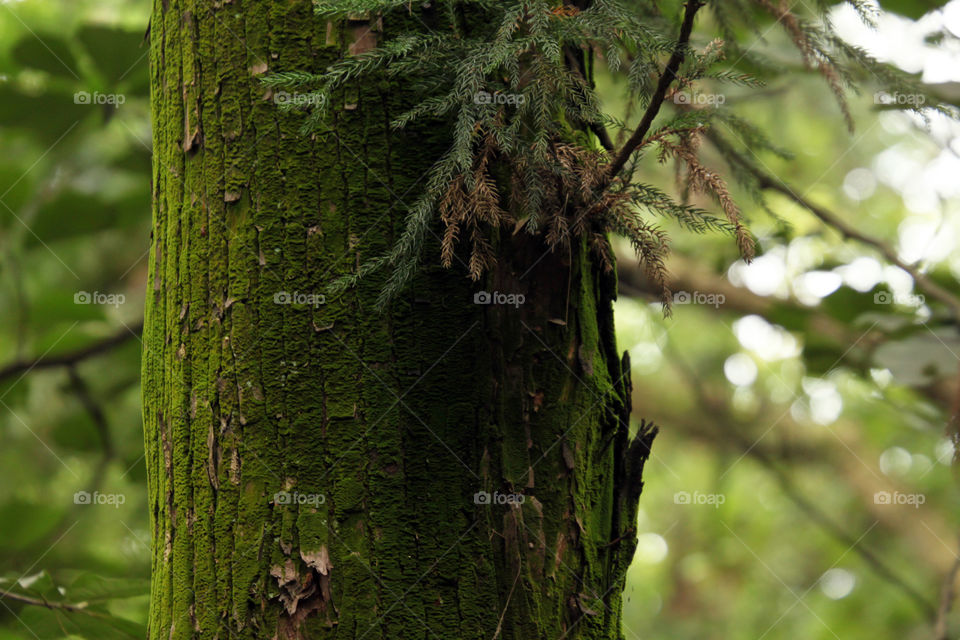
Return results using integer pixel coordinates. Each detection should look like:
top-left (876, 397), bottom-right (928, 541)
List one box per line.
top-left (143, 1), bottom-right (655, 638)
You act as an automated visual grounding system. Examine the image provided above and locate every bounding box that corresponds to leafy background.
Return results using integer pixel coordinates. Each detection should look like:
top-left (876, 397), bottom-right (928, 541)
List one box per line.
top-left (0, 0), bottom-right (958, 638)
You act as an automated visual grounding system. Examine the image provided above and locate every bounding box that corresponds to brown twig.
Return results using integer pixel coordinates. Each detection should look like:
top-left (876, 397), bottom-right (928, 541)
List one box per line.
top-left (607, 0), bottom-right (704, 180)
top-left (707, 131), bottom-right (960, 325)
top-left (617, 253), bottom-right (885, 356)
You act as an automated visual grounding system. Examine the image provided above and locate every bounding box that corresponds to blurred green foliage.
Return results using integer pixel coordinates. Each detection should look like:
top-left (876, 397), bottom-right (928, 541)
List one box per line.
top-left (0, 1), bottom-right (151, 638)
top-left (609, 3), bottom-right (960, 638)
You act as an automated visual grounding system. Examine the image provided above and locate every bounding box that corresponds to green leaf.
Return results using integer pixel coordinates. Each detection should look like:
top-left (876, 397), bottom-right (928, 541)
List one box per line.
top-left (28, 191), bottom-right (148, 245)
top-left (50, 412), bottom-right (102, 454)
top-left (0, 572), bottom-right (147, 640)
top-left (10, 34), bottom-right (79, 79)
top-left (877, 0), bottom-right (949, 19)
top-left (0, 570), bottom-right (59, 601)
top-left (818, 287), bottom-right (876, 325)
top-left (19, 606), bottom-right (145, 640)
top-left (76, 26), bottom-right (148, 91)
top-left (0, 502), bottom-right (63, 552)
top-left (0, 87), bottom-right (81, 146)
top-left (873, 329), bottom-right (960, 386)
top-left (61, 573), bottom-right (149, 604)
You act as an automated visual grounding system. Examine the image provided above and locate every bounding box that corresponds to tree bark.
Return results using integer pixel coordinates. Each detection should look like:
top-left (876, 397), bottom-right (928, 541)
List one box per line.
top-left (144, 1), bottom-right (655, 638)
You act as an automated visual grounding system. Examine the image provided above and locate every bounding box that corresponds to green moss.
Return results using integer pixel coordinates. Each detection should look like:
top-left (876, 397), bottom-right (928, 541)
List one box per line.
top-left (144, 1), bottom-right (652, 638)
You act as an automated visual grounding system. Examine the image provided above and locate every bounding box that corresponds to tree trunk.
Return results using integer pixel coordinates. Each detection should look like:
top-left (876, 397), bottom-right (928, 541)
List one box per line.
top-left (143, 1), bottom-right (655, 638)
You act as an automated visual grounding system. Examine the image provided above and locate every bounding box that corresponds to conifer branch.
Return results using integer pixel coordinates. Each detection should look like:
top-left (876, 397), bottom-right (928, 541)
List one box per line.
top-left (261, 0), bottom-right (953, 307)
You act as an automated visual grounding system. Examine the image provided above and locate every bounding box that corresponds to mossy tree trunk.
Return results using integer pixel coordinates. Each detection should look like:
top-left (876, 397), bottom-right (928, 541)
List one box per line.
top-left (143, 1), bottom-right (655, 638)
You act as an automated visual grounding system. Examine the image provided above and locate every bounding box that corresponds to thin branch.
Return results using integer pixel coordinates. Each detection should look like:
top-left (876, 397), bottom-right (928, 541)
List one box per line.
top-left (934, 536), bottom-right (960, 640)
top-left (66, 366), bottom-right (114, 459)
top-left (666, 347), bottom-right (939, 620)
top-left (590, 122), bottom-right (615, 153)
top-left (32, 367), bottom-right (118, 552)
top-left (0, 589), bottom-right (106, 616)
top-left (948, 362), bottom-right (960, 467)
top-left (754, 446), bottom-right (938, 620)
top-left (0, 325), bottom-right (130, 552)
top-left (617, 253), bottom-right (885, 357)
top-left (706, 132), bottom-right (960, 324)
top-left (0, 321), bottom-right (144, 385)
top-left (563, 47), bottom-right (615, 152)
top-left (607, 0), bottom-right (704, 179)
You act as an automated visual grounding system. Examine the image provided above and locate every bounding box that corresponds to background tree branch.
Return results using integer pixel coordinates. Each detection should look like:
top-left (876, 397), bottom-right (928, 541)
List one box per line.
top-left (0, 321), bottom-right (144, 386)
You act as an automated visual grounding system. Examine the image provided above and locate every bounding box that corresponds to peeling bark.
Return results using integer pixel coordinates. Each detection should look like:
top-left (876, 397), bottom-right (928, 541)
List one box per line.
top-left (144, 1), bottom-right (654, 638)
